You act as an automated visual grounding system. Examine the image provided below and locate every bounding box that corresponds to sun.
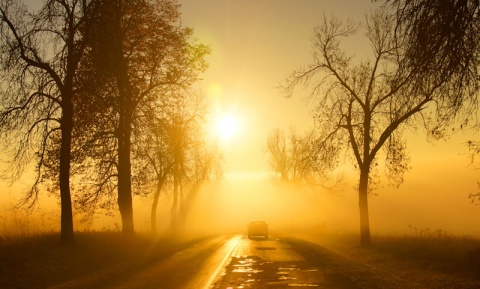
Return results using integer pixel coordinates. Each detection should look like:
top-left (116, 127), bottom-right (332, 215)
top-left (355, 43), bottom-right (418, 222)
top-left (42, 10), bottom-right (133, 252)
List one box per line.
top-left (214, 113), bottom-right (242, 143)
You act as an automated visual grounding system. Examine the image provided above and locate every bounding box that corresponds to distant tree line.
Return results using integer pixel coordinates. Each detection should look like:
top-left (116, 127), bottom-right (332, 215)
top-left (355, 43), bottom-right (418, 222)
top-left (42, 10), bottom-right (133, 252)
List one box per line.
top-left (0, 0), bottom-right (220, 244)
top-left (268, 0), bottom-right (480, 246)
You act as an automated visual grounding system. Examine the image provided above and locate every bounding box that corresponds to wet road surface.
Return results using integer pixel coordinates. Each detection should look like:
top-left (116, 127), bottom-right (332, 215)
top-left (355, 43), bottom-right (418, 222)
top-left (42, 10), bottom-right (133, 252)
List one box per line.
top-left (212, 236), bottom-right (361, 289)
top-left (52, 235), bottom-right (375, 289)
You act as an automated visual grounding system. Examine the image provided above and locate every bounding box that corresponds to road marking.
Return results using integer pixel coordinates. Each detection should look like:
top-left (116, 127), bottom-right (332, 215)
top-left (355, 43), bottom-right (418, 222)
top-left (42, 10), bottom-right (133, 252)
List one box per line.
top-left (203, 235), bottom-right (241, 289)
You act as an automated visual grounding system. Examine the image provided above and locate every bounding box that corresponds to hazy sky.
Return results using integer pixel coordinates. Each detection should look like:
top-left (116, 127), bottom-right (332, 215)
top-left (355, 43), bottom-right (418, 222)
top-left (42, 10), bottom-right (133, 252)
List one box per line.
top-left (178, 0), bottom-right (480, 235)
top-left (180, 0), bottom-right (377, 174)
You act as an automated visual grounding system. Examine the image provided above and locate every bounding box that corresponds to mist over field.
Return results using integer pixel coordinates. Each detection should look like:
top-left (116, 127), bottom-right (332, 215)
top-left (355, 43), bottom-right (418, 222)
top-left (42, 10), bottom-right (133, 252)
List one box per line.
top-left (3, 153), bottom-right (480, 240)
top-left (166, 163), bottom-right (480, 239)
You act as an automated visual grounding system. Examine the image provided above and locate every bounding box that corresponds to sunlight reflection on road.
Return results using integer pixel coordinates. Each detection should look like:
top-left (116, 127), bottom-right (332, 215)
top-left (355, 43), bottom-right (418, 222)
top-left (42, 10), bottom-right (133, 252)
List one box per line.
top-left (203, 235), bottom-right (241, 289)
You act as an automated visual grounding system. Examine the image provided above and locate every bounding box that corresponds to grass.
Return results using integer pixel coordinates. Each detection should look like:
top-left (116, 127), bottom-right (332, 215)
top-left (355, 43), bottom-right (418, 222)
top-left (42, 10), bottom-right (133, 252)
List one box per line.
top-left (0, 227), bottom-right (203, 289)
top-left (370, 234), bottom-right (480, 276)
top-left (307, 232), bottom-right (480, 289)
top-left (0, 210), bottom-right (215, 288)
top-left (0, 209), bottom-right (59, 241)
top-left (0, 231), bottom-right (152, 288)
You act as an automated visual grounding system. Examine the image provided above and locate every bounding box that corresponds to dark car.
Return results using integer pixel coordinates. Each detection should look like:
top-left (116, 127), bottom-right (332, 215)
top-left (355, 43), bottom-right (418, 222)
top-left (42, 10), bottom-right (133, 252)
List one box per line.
top-left (247, 220), bottom-right (268, 238)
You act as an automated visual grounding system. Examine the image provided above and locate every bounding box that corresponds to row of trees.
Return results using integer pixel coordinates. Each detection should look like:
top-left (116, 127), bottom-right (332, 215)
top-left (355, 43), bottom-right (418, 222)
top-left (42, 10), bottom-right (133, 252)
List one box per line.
top-left (0, 0), bottom-right (218, 244)
top-left (269, 1), bottom-right (479, 246)
top-left (265, 128), bottom-right (341, 189)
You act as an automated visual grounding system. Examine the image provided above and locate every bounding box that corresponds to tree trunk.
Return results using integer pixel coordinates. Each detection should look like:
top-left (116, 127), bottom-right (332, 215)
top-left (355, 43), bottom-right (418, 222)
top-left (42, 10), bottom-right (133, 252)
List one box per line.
top-left (118, 146), bottom-right (134, 233)
top-left (151, 177), bottom-right (164, 234)
top-left (115, 56), bottom-right (134, 234)
top-left (113, 25), bottom-right (135, 233)
top-left (96, 0), bottom-right (135, 234)
top-left (59, 95), bottom-right (74, 244)
top-left (170, 172), bottom-right (179, 231)
top-left (117, 101), bottom-right (134, 234)
top-left (359, 106), bottom-right (372, 247)
top-left (358, 167), bottom-right (371, 247)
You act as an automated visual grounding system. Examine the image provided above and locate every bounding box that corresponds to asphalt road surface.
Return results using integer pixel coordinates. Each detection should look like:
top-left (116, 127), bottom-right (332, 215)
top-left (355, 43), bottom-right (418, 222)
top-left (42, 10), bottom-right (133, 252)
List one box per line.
top-left (52, 235), bottom-right (385, 289)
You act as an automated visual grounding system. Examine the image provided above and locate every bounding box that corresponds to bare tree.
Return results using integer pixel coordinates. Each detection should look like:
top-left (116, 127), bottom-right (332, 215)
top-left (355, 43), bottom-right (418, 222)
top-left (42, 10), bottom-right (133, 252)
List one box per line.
top-left (282, 9), bottom-right (477, 246)
top-left (141, 89), bottom-right (222, 234)
top-left (266, 128), bottom-right (328, 185)
top-left (166, 91), bottom-right (208, 231)
top-left (0, 0), bottom-right (92, 244)
top-left (145, 123), bottom-right (174, 234)
top-left (135, 94), bottom-right (175, 234)
top-left (266, 129), bottom-right (289, 181)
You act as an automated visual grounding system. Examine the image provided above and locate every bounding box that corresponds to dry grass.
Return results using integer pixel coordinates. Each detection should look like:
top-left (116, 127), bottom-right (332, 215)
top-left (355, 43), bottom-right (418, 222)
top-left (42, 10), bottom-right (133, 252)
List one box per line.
top-left (0, 210), bottom-right (213, 288)
top-left (0, 228), bottom-right (201, 289)
top-left (370, 234), bottom-right (480, 276)
top-left (0, 209), bottom-right (59, 241)
top-left (308, 232), bottom-right (480, 289)
top-left (0, 231), bottom-right (150, 288)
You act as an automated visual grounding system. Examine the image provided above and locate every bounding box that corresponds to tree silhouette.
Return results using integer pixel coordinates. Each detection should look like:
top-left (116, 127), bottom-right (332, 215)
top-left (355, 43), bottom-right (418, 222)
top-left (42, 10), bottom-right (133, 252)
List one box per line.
top-left (175, 95), bottom-right (222, 229)
top-left (383, 0), bottom-right (480, 205)
top-left (136, 105), bottom-right (174, 234)
top-left (138, 89), bottom-right (222, 233)
top-left (266, 128), bottom-right (332, 187)
top-left (0, 0), bottom-right (93, 244)
top-left (136, 90), bottom-right (208, 233)
top-left (386, 0), bottom-right (479, 99)
top-left (166, 92), bottom-right (207, 230)
top-left (81, 0), bottom-right (209, 233)
top-left (282, 9), bottom-right (477, 246)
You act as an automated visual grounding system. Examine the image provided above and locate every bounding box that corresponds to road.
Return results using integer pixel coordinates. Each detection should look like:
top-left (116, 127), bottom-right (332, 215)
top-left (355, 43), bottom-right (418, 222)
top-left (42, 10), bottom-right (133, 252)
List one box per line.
top-left (211, 235), bottom-right (362, 289)
top-left (51, 235), bottom-right (385, 289)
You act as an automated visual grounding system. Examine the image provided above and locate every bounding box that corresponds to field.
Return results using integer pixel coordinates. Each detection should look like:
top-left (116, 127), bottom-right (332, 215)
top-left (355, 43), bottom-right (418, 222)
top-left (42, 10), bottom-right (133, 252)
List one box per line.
top-left (0, 231), bottom-right (165, 288)
top-left (0, 211), bottom-right (176, 288)
top-left (309, 233), bottom-right (480, 289)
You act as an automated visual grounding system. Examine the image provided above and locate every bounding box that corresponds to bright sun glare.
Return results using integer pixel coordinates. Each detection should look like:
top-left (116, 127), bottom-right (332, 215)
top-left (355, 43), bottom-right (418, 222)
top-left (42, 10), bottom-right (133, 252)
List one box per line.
top-left (215, 113), bottom-right (241, 142)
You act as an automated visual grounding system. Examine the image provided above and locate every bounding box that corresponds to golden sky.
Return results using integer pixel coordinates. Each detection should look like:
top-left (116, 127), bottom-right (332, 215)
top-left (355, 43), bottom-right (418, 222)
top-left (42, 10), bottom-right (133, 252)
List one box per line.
top-left (180, 0), bottom-right (377, 173)
top-left (180, 0), bottom-right (480, 235)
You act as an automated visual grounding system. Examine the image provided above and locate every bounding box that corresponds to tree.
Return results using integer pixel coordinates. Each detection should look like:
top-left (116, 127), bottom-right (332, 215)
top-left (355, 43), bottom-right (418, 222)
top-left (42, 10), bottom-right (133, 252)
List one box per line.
top-left (282, 9), bottom-right (477, 246)
top-left (466, 140), bottom-right (480, 204)
top-left (137, 88), bottom-right (222, 234)
top-left (177, 120), bottom-right (223, 228)
top-left (386, 0), bottom-right (479, 101)
top-left (266, 129), bottom-right (289, 181)
top-left (81, 0), bottom-right (209, 233)
top-left (166, 91), bottom-right (207, 230)
top-left (266, 128), bottom-right (331, 187)
top-left (382, 0), bottom-right (480, 205)
top-left (138, 112), bottom-right (174, 234)
top-left (0, 0), bottom-right (92, 244)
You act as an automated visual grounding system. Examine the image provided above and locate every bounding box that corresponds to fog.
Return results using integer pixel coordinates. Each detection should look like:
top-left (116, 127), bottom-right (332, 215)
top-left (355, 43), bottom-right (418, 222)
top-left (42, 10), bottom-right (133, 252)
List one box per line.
top-left (182, 175), bottom-right (331, 237)
top-left (0, 173), bottom-right (348, 238)
top-left (172, 143), bottom-right (480, 239)
top-left (2, 145), bottom-right (480, 239)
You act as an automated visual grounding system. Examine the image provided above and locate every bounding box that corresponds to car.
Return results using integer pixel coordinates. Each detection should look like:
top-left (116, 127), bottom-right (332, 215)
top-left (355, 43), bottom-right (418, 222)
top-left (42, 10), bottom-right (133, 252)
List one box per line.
top-left (247, 220), bottom-right (268, 238)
